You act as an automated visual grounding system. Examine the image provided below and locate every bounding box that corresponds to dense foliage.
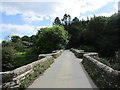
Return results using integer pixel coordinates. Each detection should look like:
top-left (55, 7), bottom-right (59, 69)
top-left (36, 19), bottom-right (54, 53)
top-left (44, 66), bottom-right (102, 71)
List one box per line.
top-left (2, 26), bottom-right (69, 71)
top-left (37, 26), bottom-right (68, 52)
top-left (2, 13), bottom-right (120, 71)
top-left (2, 35), bottom-right (34, 71)
top-left (53, 13), bottom-right (120, 57)
top-left (2, 46), bottom-right (17, 71)
top-left (27, 25), bottom-right (69, 60)
top-left (53, 13), bottom-right (120, 71)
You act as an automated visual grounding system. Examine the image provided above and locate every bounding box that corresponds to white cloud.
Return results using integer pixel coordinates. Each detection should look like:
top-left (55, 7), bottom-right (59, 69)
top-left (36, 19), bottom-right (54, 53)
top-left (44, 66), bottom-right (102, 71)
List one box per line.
top-left (0, 40), bottom-right (2, 43)
top-left (1, 0), bottom-right (117, 23)
top-left (1, 0), bottom-right (59, 2)
top-left (113, 0), bottom-right (120, 12)
top-left (96, 12), bottom-right (115, 17)
top-left (22, 12), bottom-right (44, 23)
top-left (80, 11), bottom-right (115, 21)
top-left (1, 6), bottom-right (20, 15)
top-left (80, 11), bottom-right (115, 20)
top-left (1, 24), bottom-right (37, 35)
top-left (0, 24), bottom-right (49, 40)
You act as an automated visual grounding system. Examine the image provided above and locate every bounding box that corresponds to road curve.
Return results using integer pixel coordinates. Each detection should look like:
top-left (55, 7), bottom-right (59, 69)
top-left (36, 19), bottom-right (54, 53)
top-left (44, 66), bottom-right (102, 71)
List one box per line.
top-left (28, 50), bottom-right (97, 88)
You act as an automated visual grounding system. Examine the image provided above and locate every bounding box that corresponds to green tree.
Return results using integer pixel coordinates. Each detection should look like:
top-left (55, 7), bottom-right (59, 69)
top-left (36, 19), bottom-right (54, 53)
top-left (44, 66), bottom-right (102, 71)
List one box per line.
top-left (2, 41), bottom-right (13, 47)
top-left (30, 35), bottom-right (36, 43)
top-left (11, 35), bottom-right (21, 42)
top-left (2, 45), bottom-right (17, 71)
top-left (97, 14), bottom-right (120, 57)
top-left (72, 17), bottom-right (79, 22)
top-left (62, 14), bottom-right (71, 25)
top-left (35, 25), bottom-right (69, 53)
top-left (67, 14), bottom-right (71, 23)
top-left (63, 14), bottom-right (68, 25)
top-left (21, 36), bottom-right (30, 42)
top-left (14, 42), bottom-right (25, 52)
top-left (65, 19), bottom-right (87, 48)
top-left (53, 17), bottom-right (61, 25)
top-left (84, 16), bottom-right (107, 46)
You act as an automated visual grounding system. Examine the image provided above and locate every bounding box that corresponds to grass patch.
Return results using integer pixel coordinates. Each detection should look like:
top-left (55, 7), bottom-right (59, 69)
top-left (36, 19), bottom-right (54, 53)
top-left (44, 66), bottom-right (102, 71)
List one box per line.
top-left (19, 58), bottom-right (54, 89)
top-left (19, 51), bottom-right (63, 89)
top-left (8, 52), bottom-right (36, 70)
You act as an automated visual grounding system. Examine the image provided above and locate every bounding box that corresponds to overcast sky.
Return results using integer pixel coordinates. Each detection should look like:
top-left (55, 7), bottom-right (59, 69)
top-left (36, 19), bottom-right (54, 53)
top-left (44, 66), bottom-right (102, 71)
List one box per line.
top-left (0, 0), bottom-right (119, 42)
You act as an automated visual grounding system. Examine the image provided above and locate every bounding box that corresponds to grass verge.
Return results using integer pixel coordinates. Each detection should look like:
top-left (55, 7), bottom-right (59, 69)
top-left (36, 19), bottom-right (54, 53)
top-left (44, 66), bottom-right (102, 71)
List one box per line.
top-left (19, 58), bottom-right (54, 89)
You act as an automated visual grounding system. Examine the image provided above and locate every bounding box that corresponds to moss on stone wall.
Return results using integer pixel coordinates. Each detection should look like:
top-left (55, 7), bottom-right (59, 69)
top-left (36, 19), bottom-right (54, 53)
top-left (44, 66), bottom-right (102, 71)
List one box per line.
top-left (19, 58), bottom-right (54, 89)
top-left (71, 49), bottom-right (120, 89)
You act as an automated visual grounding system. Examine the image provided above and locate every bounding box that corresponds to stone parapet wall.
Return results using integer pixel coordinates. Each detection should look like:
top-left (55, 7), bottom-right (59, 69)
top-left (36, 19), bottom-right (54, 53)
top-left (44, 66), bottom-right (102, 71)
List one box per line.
top-left (1, 50), bottom-right (63, 88)
top-left (70, 49), bottom-right (85, 58)
top-left (71, 49), bottom-right (120, 88)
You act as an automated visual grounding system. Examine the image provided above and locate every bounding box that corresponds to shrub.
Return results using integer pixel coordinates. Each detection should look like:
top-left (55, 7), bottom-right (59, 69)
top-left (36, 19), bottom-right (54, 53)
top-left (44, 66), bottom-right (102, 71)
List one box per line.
top-left (94, 54), bottom-right (120, 71)
top-left (2, 46), bottom-right (17, 71)
top-left (29, 26), bottom-right (69, 60)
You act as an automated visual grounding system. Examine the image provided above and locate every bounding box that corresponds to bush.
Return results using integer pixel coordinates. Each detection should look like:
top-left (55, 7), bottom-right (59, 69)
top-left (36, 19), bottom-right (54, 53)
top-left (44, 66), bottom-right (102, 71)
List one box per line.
top-left (11, 35), bottom-right (21, 42)
top-left (94, 53), bottom-right (120, 71)
top-left (2, 40), bottom-right (25, 52)
top-left (25, 48), bottom-right (38, 61)
top-left (2, 46), bottom-right (17, 71)
top-left (13, 41), bottom-right (25, 52)
top-left (31, 26), bottom-right (69, 57)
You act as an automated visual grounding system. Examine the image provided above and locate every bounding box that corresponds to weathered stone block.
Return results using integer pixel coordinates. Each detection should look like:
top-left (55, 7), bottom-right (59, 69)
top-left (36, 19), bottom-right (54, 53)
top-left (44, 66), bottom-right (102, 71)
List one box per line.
top-left (1, 71), bottom-right (14, 83)
top-left (82, 50), bottom-right (120, 88)
top-left (71, 49), bottom-right (85, 58)
top-left (1, 50), bottom-right (63, 88)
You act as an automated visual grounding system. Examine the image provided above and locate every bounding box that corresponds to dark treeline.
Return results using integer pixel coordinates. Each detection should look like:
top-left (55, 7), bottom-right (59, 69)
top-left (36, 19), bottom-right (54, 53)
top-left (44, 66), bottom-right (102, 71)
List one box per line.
top-left (2, 13), bottom-right (120, 71)
top-left (53, 13), bottom-right (120, 57)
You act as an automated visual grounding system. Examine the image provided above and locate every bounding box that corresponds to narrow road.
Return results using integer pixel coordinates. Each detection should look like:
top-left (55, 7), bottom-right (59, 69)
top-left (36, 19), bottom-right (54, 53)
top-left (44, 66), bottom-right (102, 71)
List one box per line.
top-left (28, 50), bottom-right (97, 88)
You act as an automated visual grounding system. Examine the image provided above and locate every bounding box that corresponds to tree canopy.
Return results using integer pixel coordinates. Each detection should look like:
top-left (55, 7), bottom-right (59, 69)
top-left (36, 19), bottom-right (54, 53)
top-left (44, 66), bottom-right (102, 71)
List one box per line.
top-left (33, 25), bottom-right (69, 54)
top-left (53, 13), bottom-right (120, 57)
top-left (2, 13), bottom-right (120, 71)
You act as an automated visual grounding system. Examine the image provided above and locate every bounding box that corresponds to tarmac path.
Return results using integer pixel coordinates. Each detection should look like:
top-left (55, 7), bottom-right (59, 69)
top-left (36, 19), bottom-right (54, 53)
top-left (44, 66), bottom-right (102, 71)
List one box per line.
top-left (28, 50), bottom-right (97, 88)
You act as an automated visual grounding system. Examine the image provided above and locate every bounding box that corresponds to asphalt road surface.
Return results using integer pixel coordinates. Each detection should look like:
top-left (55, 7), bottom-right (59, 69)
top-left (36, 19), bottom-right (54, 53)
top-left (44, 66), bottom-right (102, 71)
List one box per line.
top-left (28, 50), bottom-right (97, 88)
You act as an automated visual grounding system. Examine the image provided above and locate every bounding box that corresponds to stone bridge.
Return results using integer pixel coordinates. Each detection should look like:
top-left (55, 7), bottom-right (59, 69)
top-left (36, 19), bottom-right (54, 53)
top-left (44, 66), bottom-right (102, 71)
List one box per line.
top-left (1, 49), bottom-right (120, 89)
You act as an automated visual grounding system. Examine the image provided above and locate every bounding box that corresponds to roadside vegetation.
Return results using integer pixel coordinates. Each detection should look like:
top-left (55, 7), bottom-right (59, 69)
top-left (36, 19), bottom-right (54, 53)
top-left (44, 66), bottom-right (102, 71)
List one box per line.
top-left (53, 13), bottom-right (120, 71)
top-left (2, 13), bottom-right (120, 72)
top-left (2, 26), bottom-right (69, 71)
top-left (93, 50), bottom-right (120, 71)
top-left (20, 57), bottom-right (54, 88)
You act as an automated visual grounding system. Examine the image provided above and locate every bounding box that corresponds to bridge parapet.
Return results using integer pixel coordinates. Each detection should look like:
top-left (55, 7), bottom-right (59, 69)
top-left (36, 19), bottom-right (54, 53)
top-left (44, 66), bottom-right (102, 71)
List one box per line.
top-left (38, 50), bottom-right (63, 59)
top-left (70, 49), bottom-right (85, 58)
top-left (1, 50), bottom-right (63, 89)
top-left (71, 49), bottom-right (120, 88)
